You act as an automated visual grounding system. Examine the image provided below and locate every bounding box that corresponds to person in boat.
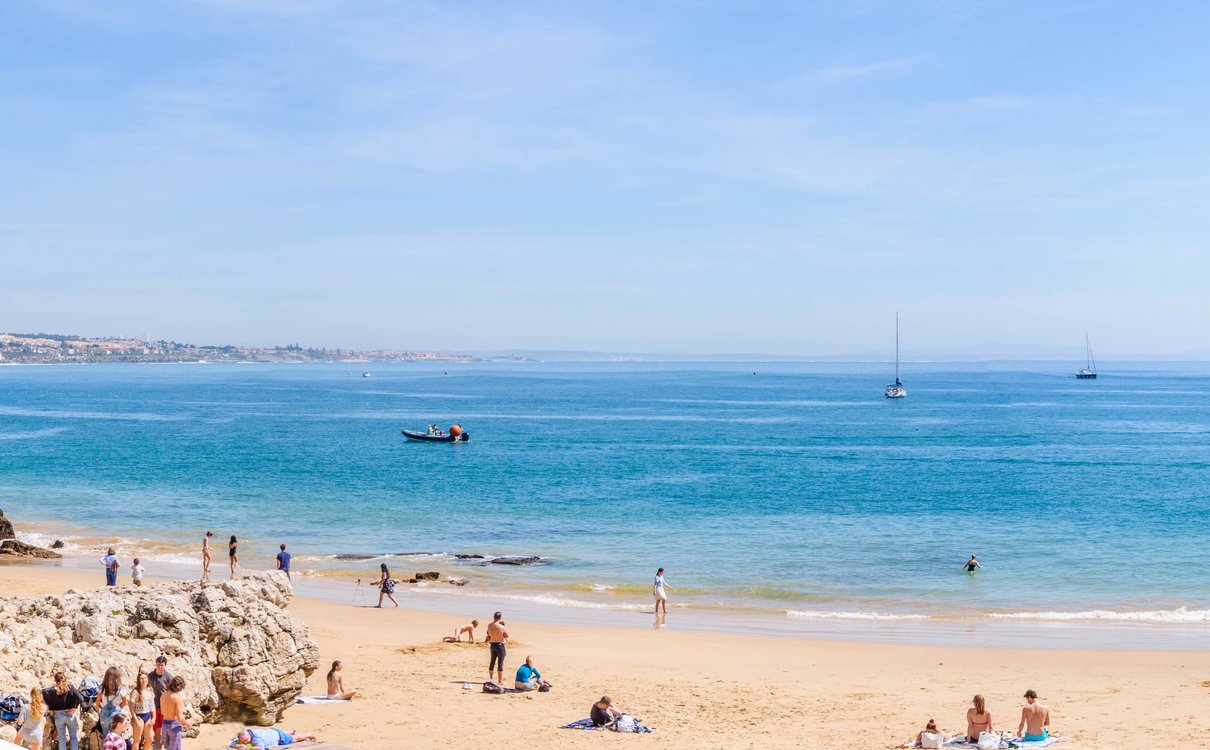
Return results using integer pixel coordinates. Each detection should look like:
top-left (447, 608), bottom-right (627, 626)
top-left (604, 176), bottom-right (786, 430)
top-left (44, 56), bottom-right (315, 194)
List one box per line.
top-left (964, 554), bottom-right (983, 573)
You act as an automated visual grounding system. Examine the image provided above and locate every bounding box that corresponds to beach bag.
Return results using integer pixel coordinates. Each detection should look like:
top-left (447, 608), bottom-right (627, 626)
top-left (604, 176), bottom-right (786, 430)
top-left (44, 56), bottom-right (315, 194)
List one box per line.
top-left (977, 731), bottom-right (1001, 750)
top-left (612, 714), bottom-right (639, 733)
top-left (920, 732), bottom-right (944, 749)
top-left (481, 681), bottom-right (503, 695)
top-left (538, 683), bottom-right (551, 693)
top-left (79, 676), bottom-right (102, 702)
top-left (0, 694), bottom-right (23, 722)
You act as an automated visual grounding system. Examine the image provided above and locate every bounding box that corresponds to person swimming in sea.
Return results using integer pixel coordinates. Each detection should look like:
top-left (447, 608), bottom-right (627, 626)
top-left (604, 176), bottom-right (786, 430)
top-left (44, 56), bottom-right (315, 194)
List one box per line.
top-left (964, 554), bottom-right (983, 573)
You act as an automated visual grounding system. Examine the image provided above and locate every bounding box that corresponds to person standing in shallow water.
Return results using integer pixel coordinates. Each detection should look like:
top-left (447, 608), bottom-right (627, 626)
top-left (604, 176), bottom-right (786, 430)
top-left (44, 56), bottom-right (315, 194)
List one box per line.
top-left (276, 544), bottom-right (291, 580)
top-left (228, 535), bottom-right (238, 579)
top-left (373, 563), bottom-right (398, 608)
top-left (201, 531), bottom-right (213, 582)
top-left (653, 568), bottom-right (672, 614)
top-left (964, 554), bottom-right (983, 573)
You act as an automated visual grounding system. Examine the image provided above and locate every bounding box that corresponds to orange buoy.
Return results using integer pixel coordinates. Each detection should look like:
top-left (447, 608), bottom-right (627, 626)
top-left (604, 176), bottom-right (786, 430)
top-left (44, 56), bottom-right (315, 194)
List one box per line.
top-left (448, 424), bottom-right (462, 437)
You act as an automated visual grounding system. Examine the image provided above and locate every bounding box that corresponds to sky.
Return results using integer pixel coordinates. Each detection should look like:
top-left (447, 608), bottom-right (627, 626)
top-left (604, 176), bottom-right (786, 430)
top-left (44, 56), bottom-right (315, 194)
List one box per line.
top-left (1, 1), bottom-right (1208, 357)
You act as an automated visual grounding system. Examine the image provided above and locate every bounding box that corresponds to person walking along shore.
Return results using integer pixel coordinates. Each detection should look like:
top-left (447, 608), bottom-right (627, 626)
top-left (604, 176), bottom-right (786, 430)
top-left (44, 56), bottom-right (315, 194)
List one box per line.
top-left (653, 568), bottom-right (673, 614)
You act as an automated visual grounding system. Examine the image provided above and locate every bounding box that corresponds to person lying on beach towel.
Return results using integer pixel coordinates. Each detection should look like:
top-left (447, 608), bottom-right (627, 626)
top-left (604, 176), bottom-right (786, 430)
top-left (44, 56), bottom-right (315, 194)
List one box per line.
top-left (232, 727), bottom-right (317, 749)
top-left (915, 718), bottom-right (956, 748)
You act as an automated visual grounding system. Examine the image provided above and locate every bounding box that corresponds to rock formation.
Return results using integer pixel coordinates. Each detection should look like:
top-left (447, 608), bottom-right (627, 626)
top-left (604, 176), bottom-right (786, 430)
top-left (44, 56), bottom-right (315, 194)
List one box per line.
top-left (0, 508), bottom-right (14, 540)
top-left (0, 571), bottom-right (318, 725)
top-left (0, 539), bottom-right (62, 558)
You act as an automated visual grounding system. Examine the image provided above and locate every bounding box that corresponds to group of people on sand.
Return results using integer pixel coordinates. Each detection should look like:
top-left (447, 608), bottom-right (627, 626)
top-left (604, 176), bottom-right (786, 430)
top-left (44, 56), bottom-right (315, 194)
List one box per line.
top-left (98, 548), bottom-right (145, 588)
top-left (93, 532), bottom-right (296, 590)
top-left (914, 690), bottom-right (1052, 746)
top-left (11, 656), bottom-right (188, 750)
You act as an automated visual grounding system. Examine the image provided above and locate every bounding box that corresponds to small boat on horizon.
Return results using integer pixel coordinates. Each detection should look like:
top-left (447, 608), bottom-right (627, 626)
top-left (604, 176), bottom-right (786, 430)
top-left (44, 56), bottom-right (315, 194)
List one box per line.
top-left (402, 424), bottom-right (469, 443)
top-left (1076, 334), bottom-right (1098, 379)
top-left (885, 314), bottom-right (906, 399)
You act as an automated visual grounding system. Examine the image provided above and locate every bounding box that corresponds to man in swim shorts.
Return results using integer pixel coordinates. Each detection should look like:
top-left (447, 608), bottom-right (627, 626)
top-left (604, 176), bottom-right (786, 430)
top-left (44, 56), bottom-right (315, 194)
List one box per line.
top-left (486, 611), bottom-right (509, 685)
top-left (236, 727), bottom-right (317, 748)
top-left (1017, 689), bottom-right (1050, 741)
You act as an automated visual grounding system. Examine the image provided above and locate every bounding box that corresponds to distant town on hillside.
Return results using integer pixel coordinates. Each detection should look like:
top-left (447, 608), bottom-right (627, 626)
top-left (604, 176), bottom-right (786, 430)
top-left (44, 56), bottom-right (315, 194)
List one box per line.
top-left (0, 332), bottom-right (482, 364)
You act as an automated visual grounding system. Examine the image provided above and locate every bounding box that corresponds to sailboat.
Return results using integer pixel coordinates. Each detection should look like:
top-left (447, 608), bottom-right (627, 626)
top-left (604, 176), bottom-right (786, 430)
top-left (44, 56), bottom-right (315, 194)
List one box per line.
top-left (1076, 334), bottom-right (1097, 379)
top-left (885, 314), bottom-right (906, 399)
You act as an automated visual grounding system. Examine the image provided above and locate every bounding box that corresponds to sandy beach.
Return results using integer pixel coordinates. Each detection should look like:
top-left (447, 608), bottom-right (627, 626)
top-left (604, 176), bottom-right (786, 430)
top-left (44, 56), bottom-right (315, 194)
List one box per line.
top-left (2, 563), bottom-right (1208, 749)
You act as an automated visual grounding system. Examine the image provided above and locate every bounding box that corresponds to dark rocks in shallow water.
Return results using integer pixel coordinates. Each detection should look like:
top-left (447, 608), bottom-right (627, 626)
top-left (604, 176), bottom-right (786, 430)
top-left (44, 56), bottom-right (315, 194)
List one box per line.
top-left (455, 554), bottom-right (485, 560)
top-left (447, 577), bottom-right (469, 586)
top-left (489, 556), bottom-right (545, 566)
top-left (0, 509), bottom-right (14, 541)
top-left (50, 539), bottom-right (65, 549)
top-left (414, 571), bottom-right (440, 581)
top-left (334, 554), bottom-right (376, 561)
top-left (0, 539), bottom-right (62, 559)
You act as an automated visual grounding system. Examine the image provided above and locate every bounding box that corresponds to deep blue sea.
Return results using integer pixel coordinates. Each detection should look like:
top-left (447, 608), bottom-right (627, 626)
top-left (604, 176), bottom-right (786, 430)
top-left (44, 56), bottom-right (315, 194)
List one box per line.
top-left (2, 361), bottom-right (1209, 642)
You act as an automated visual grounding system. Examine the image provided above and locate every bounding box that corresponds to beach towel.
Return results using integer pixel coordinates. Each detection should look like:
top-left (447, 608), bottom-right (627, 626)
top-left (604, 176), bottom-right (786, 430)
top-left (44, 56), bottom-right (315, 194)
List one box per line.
top-left (560, 719), bottom-right (601, 731)
top-left (902, 736), bottom-right (1066, 749)
top-left (295, 695), bottom-right (352, 704)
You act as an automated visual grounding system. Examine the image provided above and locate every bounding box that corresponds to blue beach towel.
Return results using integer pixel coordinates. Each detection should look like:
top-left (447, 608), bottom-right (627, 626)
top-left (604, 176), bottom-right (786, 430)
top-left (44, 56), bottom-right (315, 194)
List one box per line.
top-left (560, 718), bottom-right (600, 730)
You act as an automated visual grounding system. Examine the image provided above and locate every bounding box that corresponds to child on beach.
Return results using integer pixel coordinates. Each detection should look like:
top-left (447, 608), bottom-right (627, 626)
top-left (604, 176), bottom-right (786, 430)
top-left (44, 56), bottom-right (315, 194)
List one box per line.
top-left (653, 568), bottom-right (672, 614)
top-left (14, 686), bottom-right (44, 750)
top-left (445, 619), bottom-right (478, 642)
top-left (373, 564), bottom-right (398, 608)
top-left (132, 558), bottom-right (145, 586)
top-left (102, 714), bottom-right (128, 750)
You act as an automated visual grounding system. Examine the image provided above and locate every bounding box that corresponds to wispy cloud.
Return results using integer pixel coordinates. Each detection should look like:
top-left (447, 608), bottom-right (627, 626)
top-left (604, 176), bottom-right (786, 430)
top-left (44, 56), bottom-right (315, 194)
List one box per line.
top-left (803, 55), bottom-right (930, 83)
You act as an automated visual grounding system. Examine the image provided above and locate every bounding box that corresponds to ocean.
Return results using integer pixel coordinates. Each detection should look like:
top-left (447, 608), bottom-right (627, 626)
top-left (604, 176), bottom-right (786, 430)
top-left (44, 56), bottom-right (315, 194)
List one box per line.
top-left (2, 361), bottom-right (1208, 647)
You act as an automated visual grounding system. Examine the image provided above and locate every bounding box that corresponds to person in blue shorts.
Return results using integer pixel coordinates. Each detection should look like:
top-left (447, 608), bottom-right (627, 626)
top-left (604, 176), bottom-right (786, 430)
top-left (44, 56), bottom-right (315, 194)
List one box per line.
top-left (1017, 689), bottom-right (1051, 742)
top-left (235, 727), bottom-right (317, 748)
top-left (276, 544), bottom-right (291, 580)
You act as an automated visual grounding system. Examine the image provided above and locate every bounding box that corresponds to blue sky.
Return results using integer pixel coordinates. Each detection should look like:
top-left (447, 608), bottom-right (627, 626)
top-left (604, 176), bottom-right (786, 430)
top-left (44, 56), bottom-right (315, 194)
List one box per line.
top-left (2, 1), bottom-right (1208, 356)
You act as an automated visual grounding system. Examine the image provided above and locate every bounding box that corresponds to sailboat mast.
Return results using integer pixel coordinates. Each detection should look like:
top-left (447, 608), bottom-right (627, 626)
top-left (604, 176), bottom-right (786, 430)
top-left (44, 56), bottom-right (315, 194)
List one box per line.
top-left (1086, 333), bottom-right (1096, 371)
top-left (895, 313), bottom-right (900, 380)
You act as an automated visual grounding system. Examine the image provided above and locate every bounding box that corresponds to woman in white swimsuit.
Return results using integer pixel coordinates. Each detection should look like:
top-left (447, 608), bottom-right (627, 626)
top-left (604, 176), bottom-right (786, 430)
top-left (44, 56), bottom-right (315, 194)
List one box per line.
top-left (325, 661), bottom-right (357, 701)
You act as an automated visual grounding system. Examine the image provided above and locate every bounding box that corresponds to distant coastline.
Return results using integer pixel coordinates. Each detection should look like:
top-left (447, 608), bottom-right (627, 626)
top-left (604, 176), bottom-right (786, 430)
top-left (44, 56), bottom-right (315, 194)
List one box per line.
top-left (0, 331), bottom-right (513, 365)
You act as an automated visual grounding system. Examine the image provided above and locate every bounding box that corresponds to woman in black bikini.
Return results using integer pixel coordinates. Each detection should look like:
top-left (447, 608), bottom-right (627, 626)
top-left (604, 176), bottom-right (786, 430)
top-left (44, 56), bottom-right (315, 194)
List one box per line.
top-left (229, 535), bottom-right (239, 579)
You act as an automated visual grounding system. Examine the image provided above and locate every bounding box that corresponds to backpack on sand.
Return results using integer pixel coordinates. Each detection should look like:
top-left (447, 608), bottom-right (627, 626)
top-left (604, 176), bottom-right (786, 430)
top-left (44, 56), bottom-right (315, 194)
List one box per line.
top-left (481, 681), bottom-right (503, 695)
top-left (0, 694), bottom-right (24, 722)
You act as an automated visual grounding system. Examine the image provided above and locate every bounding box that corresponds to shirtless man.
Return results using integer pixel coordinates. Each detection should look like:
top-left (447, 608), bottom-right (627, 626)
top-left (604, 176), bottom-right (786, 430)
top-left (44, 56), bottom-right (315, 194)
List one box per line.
top-left (202, 532), bottom-right (213, 582)
top-left (445, 619), bottom-right (478, 643)
top-left (1017, 689), bottom-right (1050, 741)
top-left (158, 676), bottom-right (191, 750)
top-left (485, 611), bottom-right (509, 685)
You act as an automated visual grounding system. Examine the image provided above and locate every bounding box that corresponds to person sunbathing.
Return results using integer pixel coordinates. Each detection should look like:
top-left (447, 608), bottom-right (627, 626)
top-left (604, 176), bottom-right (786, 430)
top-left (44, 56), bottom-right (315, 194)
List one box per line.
top-left (966, 694), bottom-right (993, 742)
top-left (325, 660), bottom-right (357, 700)
top-left (444, 619), bottom-right (479, 643)
top-left (1016, 689), bottom-right (1050, 741)
top-left (234, 727), bottom-right (317, 749)
top-left (915, 718), bottom-right (955, 747)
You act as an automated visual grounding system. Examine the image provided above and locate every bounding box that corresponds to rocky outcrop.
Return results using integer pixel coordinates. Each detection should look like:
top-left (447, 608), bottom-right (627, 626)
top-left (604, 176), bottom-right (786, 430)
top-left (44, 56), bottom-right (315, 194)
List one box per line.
top-left (0, 508), bottom-right (14, 540)
top-left (0, 539), bottom-right (62, 559)
top-left (0, 571), bottom-right (318, 725)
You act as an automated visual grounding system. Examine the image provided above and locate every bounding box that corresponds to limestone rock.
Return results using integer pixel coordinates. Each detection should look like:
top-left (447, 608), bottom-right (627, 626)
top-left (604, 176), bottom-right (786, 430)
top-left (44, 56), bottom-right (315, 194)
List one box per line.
top-left (414, 571), bottom-right (440, 581)
top-left (0, 539), bottom-right (62, 559)
top-left (0, 571), bottom-right (318, 725)
top-left (51, 539), bottom-right (65, 549)
top-left (0, 509), bottom-right (13, 540)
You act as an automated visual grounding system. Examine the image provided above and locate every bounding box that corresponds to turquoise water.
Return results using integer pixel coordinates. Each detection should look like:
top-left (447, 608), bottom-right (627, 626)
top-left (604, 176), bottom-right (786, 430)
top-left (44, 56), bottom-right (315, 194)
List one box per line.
top-left (2, 361), bottom-right (1209, 634)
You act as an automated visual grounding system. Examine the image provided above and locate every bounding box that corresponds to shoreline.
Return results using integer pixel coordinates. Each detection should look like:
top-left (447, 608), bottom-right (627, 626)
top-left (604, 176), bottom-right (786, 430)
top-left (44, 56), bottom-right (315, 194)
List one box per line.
top-left (11, 523), bottom-right (1210, 651)
top-left (3, 560), bottom-right (1210, 748)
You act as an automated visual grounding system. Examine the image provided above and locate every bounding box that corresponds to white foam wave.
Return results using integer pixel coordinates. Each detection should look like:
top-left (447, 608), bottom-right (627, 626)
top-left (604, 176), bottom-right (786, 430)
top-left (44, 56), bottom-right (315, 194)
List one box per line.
top-left (786, 610), bottom-right (929, 621)
top-left (0, 427), bottom-right (70, 441)
top-left (987, 608), bottom-right (1210, 623)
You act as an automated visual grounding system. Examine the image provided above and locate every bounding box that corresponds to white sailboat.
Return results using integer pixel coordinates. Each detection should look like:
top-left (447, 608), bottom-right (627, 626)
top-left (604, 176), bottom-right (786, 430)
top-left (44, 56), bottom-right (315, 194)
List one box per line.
top-left (1076, 334), bottom-right (1097, 379)
top-left (885, 314), bottom-right (906, 399)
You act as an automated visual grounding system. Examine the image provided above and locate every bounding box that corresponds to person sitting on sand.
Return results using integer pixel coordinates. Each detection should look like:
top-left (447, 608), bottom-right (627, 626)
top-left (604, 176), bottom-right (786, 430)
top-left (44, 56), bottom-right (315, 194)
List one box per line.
top-left (964, 554), bottom-right (983, 573)
top-left (590, 696), bottom-right (622, 728)
top-left (966, 694), bottom-right (993, 742)
top-left (234, 728), bottom-right (318, 749)
top-left (915, 718), bottom-right (955, 748)
top-left (325, 661), bottom-right (357, 700)
top-left (1016, 689), bottom-right (1050, 741)
top-left (444, 620), bottom-right (479, 643)
top-left (513, 656), bottom-right (550, 692)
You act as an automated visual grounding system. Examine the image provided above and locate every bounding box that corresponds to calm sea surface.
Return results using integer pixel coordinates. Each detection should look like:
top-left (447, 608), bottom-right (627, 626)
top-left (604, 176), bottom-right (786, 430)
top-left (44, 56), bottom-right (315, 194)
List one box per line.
top-left (2, 361), bottom-right (1209, 643)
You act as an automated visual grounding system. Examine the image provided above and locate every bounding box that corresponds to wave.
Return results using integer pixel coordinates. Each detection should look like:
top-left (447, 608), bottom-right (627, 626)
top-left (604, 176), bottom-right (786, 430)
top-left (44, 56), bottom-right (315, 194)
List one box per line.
top-left (786, 610), bottom-right (929, 621)
top-left (986, 608), bottom-right (1210, 623)
top-left (0, 406), bottom-right (187, 422)
top-left (0, 427), bottom-right (70, 441)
